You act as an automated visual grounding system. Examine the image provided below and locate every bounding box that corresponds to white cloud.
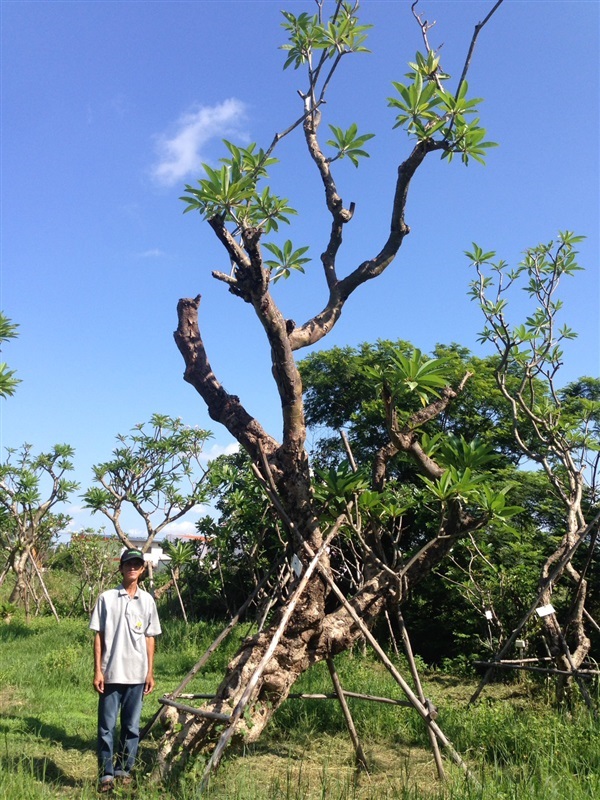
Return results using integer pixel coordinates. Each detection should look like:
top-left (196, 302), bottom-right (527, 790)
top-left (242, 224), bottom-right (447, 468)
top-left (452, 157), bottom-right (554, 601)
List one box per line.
top-left (200, 441), bottom-right (240, 464)
top-left (151, 99), bottom-right (248, 187)
top-left (162, 520), bottom-right (199, 539)
top-left (136, 248), bottom-right (167, 259)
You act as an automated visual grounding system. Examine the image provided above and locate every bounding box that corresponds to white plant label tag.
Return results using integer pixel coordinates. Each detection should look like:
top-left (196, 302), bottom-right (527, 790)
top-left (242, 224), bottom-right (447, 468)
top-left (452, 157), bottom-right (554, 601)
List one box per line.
top-left (535, 604), bottom-right (556, 617)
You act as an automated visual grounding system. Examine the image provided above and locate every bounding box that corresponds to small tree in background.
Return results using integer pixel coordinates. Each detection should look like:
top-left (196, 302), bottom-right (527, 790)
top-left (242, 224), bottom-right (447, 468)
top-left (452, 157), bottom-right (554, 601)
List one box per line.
top-left (66, 528), bottom-right (122, 614)
top-left (83, 414), bottom-right (213, 553)
top-left (0, 443), bottom-right (78, 619)
top-left (468, 232), bottom-right (599, 699)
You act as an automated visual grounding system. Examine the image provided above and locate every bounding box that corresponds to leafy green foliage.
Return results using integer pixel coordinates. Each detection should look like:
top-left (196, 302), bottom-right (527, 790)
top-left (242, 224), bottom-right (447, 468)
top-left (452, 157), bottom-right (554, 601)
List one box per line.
top-left (0, 312), bottom-right (19, 399)
top-left (468, 232), bottom-right (584, 375)
top-left (388, 51), bottom-right (497, 165)
top-left (181, 141), bottom-right (296, 234)
top-left (61, 530), bottom-right (120, 614)
top-left (280, 5), bottom-right (371, 71)
top-left (365, 347), bottom-right (450, 408)
top-left (83, 414), bottom-right (213, 548)
top-left (326, 123), bottom-right (375, 167)
top-left (263, 240), bottom-right (311, 282)
top-left (0, 443), bottom-right (78, 611)
top-left (467, 232), bottom-right (597, 468)
top-left (193, 451), bottom-right (284, 617)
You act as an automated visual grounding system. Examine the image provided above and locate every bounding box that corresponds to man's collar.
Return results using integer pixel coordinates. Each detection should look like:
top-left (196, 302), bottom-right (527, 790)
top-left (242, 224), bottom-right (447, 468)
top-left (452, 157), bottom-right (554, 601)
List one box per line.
top-left (117, 584), bottom-right (139, 598)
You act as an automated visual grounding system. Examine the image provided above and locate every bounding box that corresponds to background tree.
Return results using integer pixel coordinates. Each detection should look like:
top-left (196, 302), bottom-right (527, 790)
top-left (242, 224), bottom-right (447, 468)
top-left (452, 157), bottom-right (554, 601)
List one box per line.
top-left (468, 232), bottom-right (599, 698)
top-left (299, 341), bottom-right (568, 664)
top-left (160, 0), bottom-right (509, 774)
top-left (82, 413), bottom-right (213, 554)
top-left (0, 443), bottom-right (78, 619)
top-left (59, 528), bottom-right (122, 614)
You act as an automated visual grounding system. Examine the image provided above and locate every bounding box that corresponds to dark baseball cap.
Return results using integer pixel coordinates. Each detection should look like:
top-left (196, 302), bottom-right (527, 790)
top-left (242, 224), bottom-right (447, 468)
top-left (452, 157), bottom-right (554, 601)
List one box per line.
top-left (120, 548), bottom-right (145, 564)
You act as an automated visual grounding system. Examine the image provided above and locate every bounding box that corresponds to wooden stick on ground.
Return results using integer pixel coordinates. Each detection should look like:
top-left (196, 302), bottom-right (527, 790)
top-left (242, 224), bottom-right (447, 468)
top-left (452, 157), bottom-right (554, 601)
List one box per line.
top-left (397, 610), bottom-right (445, 781)
top-left (327, 658), bottom-right (369, 772)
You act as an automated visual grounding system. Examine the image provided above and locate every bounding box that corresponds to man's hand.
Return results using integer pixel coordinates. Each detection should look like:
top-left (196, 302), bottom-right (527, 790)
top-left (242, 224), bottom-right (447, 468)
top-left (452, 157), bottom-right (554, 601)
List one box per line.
top-left (93, 671), bottom-right (105, 694)
top-left (144, 673), bottom-right (155, 695)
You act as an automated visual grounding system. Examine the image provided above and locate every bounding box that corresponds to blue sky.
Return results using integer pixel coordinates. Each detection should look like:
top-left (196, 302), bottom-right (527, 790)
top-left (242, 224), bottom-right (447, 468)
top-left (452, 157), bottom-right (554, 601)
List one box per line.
top-left (1, 0), bottom-right (598, 540)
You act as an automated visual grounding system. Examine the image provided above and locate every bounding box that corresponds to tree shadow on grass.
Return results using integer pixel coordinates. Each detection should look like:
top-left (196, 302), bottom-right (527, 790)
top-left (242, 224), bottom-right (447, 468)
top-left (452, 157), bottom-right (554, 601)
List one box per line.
top-left (0, 753), bottom-right (81, 788)
top-left (0, 621), bottom-right (35, 643)
top-left (0, 713), bottom-right (95, 752)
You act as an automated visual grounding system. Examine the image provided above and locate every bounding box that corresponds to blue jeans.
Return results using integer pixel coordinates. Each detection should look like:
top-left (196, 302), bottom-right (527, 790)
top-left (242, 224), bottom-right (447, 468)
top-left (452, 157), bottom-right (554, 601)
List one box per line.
top-left (97, 683), bottom-right (145, 779)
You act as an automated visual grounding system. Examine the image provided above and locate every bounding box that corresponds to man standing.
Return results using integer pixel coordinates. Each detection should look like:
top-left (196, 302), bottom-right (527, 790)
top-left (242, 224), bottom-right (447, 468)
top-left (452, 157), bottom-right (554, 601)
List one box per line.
top-left (90, 548), bottom-right (161, 793)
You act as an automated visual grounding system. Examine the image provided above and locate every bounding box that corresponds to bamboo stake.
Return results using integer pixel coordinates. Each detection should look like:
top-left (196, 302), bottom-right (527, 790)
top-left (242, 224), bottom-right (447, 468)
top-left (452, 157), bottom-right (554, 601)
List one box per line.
top-left (554, 624), bottom-right (595, 713)
top-left (159, 697), bottom-right (231, 723)
top-left (171, 568), bottom-right (188, 625)
top-left (26, 549), bottom-right (60, 622)
top-left (397, 611), bottom-right (445, 781)
top-left (250, 458), bottom-right (471, 778)
top-left (327, 658), bottom-right (369, 772)
top-left (473, 661), bottom-right (600, 676)
top-left (198, 522), bottom-right (343, 795)
top-left (584, 609), bottom-right (600, 635)
top-left (176, 691), bottom-right (414, 707)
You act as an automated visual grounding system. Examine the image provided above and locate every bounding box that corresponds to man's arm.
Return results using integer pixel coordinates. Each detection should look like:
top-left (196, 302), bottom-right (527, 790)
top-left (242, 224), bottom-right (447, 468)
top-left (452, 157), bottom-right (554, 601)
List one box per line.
top-left (93, 632), bottom-right (105, 694)
top-left (144, 636), bottom-right (155, 695)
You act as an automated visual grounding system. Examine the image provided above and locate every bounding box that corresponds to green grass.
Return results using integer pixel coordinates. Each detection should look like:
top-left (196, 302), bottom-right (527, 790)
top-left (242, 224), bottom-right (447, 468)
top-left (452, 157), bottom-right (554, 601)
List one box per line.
top-left (1, 614), bottom-right (599, 799)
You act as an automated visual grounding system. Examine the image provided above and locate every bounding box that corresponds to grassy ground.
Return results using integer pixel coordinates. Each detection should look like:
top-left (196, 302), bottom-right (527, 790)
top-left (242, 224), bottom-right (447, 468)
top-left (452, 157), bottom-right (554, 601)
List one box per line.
top-left (1, 614), bottom-right (599, 799)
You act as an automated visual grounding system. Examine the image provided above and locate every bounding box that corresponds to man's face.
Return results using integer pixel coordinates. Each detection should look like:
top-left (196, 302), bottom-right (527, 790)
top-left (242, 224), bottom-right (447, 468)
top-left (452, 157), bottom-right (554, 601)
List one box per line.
top-left (120, 558), bottom-right (145, 577)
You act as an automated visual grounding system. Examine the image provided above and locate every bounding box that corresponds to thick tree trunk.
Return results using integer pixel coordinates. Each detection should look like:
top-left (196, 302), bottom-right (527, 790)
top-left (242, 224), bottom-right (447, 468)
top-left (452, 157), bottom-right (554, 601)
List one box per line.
top-left (537, 517), bottom-right (591, 703)
top-left (158, 566), bottom-right (395, 776)
top-left (157, 497), bottom-right (480, 778)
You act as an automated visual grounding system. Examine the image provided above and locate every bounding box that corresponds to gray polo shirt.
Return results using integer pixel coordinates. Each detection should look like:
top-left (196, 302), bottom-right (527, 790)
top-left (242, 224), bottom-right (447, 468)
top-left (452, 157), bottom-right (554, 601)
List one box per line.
top-left (90, 584), bottom-right (161, 684)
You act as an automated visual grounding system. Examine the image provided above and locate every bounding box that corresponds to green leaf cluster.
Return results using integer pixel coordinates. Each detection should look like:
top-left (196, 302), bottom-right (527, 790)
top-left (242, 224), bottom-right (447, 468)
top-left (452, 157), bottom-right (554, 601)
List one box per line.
top-left (83, 415), bottom-right (213, 532)
top-left (0, 312), bottom-right (20, 399)
top-left (467, 232), bottom-right (587, 409)
top-left (181, 141), bottom-right (295, 234)
top-left (263, 240), bottom-right (311, 282)
top-left (366, 347), bottom-right (451, 408)
top-left (388, 52), bottom-right (497, 165)
top-left (326, 123), bottom-right (375, 167)
top-left (280, 4), bottom-right (371, 71)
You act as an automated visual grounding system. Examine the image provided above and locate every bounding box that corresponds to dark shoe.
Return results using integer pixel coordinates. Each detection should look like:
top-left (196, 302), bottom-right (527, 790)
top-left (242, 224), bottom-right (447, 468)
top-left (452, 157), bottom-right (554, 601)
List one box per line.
top-left (118, 775), bottom-right (133, 787)
top-left (98, 778), bottom-right (114, 793)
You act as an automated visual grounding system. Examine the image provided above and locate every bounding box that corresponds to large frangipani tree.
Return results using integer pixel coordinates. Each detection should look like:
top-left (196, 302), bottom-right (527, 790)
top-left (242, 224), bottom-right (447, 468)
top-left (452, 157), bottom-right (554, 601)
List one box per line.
top-left (159, 0), bottom-right (507, 775)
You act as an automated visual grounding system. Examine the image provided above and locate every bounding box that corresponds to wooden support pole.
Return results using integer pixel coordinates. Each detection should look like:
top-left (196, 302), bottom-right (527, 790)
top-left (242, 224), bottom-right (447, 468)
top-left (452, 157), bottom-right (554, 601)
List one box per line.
top-left (175, 691), bottom-right (414, 707)
top-left (397, 611), bottom-right (445, 781)
top-left (249, 458), bottom-right (471, 780)
top-left (171, 568), bottom-right (188, 625)
top-left (474, 661), bottom-right (599, 677)
top-left (159, 697), bottom-right (231, 723)
top-left (26, 549), bottom-right (60, 623)
top-left (326, 658), bottom-right (369, 772)
top-left (299, 539), bottom-right (473, 780)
